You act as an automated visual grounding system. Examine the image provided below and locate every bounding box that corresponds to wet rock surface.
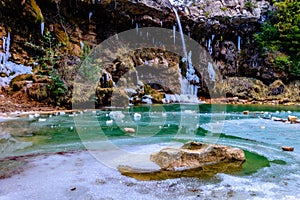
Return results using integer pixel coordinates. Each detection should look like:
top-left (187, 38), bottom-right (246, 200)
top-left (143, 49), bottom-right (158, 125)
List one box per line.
top-left (118, 141), bottom-right (246, 180)
top-left (1, 0), bottom-right (299, 107)
top-left (151, 141), bottom-right (245, 170)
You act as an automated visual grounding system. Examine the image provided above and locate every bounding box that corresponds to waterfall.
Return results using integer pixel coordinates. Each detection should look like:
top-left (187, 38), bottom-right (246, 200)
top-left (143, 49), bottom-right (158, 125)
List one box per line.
top-left (172, 7), bottom-right (187, 59)
top-left (163, 7), bottom-right (201, 104)
top-left (41, 22), bottom-right (45, 36)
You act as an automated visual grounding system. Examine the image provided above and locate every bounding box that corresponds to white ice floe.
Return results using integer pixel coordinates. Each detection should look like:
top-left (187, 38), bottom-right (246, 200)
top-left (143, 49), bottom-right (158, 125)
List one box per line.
top-left (133, 113), bottom-right (141, 121)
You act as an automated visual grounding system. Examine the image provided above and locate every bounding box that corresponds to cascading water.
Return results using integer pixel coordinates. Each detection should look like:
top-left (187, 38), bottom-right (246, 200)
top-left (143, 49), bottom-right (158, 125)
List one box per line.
top-left (164, 7), bottom-right (202, 104)
top-left (172, 7), bottom-right (187, 59)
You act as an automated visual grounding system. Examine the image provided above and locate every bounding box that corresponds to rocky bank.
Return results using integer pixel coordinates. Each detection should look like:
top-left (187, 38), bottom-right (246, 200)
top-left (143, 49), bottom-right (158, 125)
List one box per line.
top-left (0, 0), bottom-right (299, 108)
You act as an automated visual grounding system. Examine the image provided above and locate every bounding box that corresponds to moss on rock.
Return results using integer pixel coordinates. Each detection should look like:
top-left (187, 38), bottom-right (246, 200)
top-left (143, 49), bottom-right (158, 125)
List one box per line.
top-left (23, 0), bottom-right (44, 24)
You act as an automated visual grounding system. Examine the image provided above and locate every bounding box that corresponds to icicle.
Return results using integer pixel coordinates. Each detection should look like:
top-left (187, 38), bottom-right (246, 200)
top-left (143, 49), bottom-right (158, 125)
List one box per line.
top-left (208, 39), bottom-right (212, 55)
top-left (173, 25), bottom-right (176, 45)
top-left (160, 20), bottom-right (163, 27)
top-left (5, 32), bottom-right (10, 62)
top-left (41, 22), bottom-right (45, 36)
top-left (80, 41), bottom-right (84, 50)
top-left (2, 36), bottom-right (5, 50)
top-left (131, 18), bottom-right (134, 25)
top-left (89, 12), bottom-right (93, 21)
top-left (238, 35), bottom-right (241, 52)
top-left (136, 23), bottom-right (139, 34)
top-left (146, 31), bottom-right (149, 39)
top-left (0, 52), bottom-right (3, 66)
top-left (212, 34), bottom-right (215, 41)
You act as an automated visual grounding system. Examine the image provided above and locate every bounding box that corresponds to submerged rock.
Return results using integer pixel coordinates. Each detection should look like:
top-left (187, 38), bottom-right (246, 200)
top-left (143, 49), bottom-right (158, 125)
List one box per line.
top-left (150, 141), bottom-right (245, 170)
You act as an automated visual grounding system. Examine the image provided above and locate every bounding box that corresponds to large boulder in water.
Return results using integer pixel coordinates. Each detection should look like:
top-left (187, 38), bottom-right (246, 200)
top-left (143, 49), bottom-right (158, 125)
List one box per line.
top-left (118, 141), bottom-right (246, 180)
top-left (150, 141), bottom-right (245, 170)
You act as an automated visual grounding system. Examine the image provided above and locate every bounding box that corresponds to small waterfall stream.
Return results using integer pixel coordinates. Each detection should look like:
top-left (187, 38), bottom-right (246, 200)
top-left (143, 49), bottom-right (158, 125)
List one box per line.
top-left (172, 7), bottom-right (187, 59)
top-left (164, 7), bottom-right (201, 104)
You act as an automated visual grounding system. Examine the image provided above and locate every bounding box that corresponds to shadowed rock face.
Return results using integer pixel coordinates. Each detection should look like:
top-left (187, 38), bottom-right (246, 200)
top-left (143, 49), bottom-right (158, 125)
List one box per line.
top-left (2, 0), bottom-right (299, 107)
top-left (150, 141), bottom-right (245, 170)
top-left (118, 141), bottom-right (246, 181)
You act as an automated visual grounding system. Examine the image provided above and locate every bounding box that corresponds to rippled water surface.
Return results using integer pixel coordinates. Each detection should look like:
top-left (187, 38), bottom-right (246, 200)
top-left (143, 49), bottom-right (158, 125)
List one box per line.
top-left (0, 104), bottom-right (300, 199)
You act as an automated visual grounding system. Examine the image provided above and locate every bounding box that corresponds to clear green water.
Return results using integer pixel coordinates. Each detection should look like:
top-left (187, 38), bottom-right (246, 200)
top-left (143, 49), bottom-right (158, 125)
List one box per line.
top-left (1, 104), bottom-right (300, 198)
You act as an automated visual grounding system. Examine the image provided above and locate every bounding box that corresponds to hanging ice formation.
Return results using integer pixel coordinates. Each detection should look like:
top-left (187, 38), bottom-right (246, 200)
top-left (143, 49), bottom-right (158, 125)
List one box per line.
top-left (0, 32), bottom-right (32, 87)
top-left (41, 22), bottom-right (45, 36)
top-left (162, 8), bottom-right (202, 104)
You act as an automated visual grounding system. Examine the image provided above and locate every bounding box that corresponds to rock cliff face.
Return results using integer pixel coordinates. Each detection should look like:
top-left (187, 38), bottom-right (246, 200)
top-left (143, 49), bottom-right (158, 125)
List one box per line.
top-left (0, 0), bottom-right (298, 107)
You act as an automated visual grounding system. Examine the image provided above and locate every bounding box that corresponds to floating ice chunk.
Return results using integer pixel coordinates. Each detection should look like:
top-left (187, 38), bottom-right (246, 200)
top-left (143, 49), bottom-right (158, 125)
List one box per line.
top-left (38, 118), bottom-right (46, 122)
top-left (183, 110), bottom-right (195, 114)
top-left (109, 111), bottom-right (125, 120)
top-left (133, 113), bottom-right (141, 121)
top-left (106, 120), bottom-right (113, 126)
top-left (28, 114), bottom-right (35, 119)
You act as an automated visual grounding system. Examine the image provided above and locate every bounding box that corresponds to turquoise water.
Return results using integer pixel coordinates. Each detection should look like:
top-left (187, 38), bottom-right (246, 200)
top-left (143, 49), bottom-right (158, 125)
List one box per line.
top-left (1, 104), bottom-right (300, 198)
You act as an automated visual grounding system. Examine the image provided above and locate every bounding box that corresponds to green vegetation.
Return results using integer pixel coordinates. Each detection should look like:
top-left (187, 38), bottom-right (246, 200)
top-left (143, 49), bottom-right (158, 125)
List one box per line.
top-left (245, 0), bottom-right (257, 11)
top-left (47, 71), bottom-right (67, 104)
top-left (221, 7), bottom-right (228, 11)
top-left (254, 0), bottom-right (300, 78)
top-left (25, 31), bottom-right (68, 105)
top-left (205, 11), bottom-right (210, 17)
